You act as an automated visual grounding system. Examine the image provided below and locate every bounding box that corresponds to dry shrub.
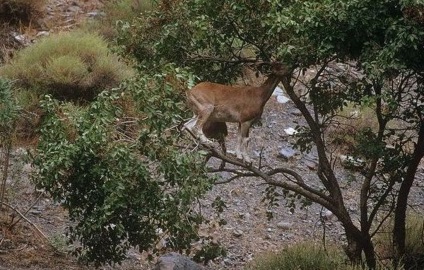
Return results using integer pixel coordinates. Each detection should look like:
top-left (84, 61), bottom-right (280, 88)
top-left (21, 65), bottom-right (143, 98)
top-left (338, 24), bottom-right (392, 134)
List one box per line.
top-left (375, 215), bottom-right (424, 269)
top-left (0, 0), bottom-right (46, 24)
top-left (246, 243), bottom-right (347, 270)
top-left (326, 105), bottom-right (379, 154)
top-left (85, 0), bottom-right (155, 40)
top-left (0, 30), bottom-right (132, 101)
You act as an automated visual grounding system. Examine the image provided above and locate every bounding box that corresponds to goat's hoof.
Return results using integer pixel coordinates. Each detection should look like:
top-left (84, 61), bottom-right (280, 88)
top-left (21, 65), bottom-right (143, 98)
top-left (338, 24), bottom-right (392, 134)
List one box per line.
top-left (243, 159), bottom-right (252, 166)
top-left (218, 163), bottom-right (226, 170)
top-left (200, 139), bottom-right (213, 146)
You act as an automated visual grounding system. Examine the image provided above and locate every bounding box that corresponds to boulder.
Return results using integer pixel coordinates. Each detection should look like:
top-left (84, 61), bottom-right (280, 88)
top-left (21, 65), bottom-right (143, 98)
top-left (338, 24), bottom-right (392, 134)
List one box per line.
top-left (154, 253), bottom-right (203, 270)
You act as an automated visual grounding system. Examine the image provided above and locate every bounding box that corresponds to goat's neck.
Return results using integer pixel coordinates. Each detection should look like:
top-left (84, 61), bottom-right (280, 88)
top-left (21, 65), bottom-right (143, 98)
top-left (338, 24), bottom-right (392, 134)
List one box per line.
top-left (258, 74), bottom-right (281, 103)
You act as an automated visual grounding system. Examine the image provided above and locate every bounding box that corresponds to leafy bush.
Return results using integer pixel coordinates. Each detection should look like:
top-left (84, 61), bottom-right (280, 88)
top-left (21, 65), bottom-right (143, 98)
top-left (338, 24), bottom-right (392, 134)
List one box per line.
top-left (0, 30), bottom-right (132, 101)
top-left (0, 78), bottom-right (19, 205)
top-left (32, 65), bottom-right (211, 266)
top-left (0, 0), bottom-right (46, 24)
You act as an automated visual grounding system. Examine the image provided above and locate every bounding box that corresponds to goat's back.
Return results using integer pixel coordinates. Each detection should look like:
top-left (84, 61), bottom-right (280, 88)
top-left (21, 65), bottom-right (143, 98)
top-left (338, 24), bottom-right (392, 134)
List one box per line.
top-left (188, 82), bottom-right (261, 105)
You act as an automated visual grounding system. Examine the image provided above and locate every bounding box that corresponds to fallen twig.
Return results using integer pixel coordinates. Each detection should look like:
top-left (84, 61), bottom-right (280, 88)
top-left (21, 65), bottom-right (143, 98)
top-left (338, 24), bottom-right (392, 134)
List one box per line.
top-left (1, 202), bottom-right (49, 242)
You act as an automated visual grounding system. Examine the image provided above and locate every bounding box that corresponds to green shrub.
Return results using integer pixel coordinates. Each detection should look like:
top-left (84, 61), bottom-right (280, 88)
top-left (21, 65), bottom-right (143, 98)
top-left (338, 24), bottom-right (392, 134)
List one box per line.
top-left (32, 65), bottom-right (211, 266)
top-left (0, 30), bottom-right (132, 101)
top-left (0, 0), bottom-right (46, 23)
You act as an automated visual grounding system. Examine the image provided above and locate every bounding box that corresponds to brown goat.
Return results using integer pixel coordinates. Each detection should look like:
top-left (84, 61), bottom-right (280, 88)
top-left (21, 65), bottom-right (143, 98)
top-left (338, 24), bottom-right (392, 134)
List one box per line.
top-left (184, 63), bottom-right (291, 163)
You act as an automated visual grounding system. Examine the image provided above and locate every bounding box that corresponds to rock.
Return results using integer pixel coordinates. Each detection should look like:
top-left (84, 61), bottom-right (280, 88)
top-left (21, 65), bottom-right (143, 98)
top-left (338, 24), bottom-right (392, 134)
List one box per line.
top-left (233, 229), bottom-right (243, 237)
top-left (322, 210), bottom-right (335, 221)
top-left (276, 95), bottom-right (290, 104)
top-left (290, 108), bottom-right (302, 116)
top-left (303, 159), bottom-right (318, 170)
top-left (272, 86), bottom-right (284, 96)
top-left (13, 33), bottom-right (27, 45)
top-left (30, 207), bottom-right (42, 216)
top-left (87, 11), bottom-right (106, 18)
top-left (238, 212), bottom-right (251, 219)
top-left (36, 31), bottom-right (50, 38)
top-left (276, 222), bottom-right (292, 230)
top-left (283, 127), bottom-right (298, 135)
top-left (154, 253), bottom-right (203, 270)
top-left (278, 146), bottom-right (297, 159)
top-left (339, 155), bottom-right (365, 169)
top-left (66, 5), bottom-right (81, 13)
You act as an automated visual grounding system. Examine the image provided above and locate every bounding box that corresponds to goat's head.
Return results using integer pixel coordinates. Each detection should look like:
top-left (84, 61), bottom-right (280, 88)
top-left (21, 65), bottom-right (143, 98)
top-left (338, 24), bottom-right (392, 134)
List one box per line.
top-left (270, 62), bottom-right (293, 77)
top-left (254, 61), bottom-right (293, 78)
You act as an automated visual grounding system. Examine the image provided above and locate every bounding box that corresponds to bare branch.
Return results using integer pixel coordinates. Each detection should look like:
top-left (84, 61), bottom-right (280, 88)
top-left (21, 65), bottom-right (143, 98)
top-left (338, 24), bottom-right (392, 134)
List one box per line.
top-left (2, 202), bottom-right (49, 241)
top-left (204, 144), bottom-right (335, 211)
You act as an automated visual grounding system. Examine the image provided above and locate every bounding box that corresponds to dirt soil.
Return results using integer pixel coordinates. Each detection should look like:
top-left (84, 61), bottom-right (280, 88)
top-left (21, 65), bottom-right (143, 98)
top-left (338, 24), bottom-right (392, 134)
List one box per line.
top-left (1, 1), bottom-right (424, 270)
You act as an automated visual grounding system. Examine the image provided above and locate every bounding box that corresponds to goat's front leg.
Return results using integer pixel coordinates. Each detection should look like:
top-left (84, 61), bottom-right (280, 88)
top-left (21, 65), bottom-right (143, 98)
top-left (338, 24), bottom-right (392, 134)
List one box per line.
top-left (236, 121), bottom-right (253, 164)
top-left (240, 137), bottom-right (251, 163)
top-left (218, 137), bottom-right (226, 170)
top-left (235, 123), bottom-right (243, 160)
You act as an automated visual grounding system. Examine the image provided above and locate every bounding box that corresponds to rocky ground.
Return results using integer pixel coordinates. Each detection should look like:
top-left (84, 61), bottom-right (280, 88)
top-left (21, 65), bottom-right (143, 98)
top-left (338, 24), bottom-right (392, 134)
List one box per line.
top-left (1, 1), bottom-right (424, 270)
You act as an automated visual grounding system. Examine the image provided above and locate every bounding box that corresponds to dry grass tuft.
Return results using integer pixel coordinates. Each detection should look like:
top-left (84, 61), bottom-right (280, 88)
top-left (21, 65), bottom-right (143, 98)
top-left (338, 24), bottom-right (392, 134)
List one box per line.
top-left (0, 30), bottom-right (132, 101)
top-left (0, 0), bottom-right (46, 24)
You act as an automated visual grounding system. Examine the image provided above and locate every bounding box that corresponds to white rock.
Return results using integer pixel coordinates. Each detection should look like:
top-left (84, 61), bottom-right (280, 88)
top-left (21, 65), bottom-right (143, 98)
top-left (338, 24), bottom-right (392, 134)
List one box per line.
top-left (284, 127), bottom-right (298, 135)
top-left (272, 86), bottom-right (284, 96)
top-left (276, 95), bottom-right (290, 104)
top-left (322, 210), bottom-right (335, 221)
top-left (13, 33), bottom-right (26, 44)
top-left (36, 31), bottom-right (50, 37)
top-left (278, 147), bottom-right (297, 159)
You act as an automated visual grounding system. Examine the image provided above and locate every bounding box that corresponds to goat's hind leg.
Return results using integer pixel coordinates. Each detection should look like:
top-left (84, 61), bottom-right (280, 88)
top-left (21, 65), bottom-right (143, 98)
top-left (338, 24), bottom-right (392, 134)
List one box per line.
top-left (194, 107), bottom-right (214, 145)
top-left (218, 136), bottom-right (226, 170)
top-left (183, 116), bottom-right (198, 139)
top-left (182, 114), bottom-right (212, 145)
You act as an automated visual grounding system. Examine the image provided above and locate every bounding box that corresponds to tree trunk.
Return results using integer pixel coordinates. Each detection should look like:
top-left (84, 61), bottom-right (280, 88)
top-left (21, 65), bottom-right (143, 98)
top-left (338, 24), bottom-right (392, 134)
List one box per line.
top-left (344, 232), bottom-right (376, 269)
top-left (344, 231), bottom-right (362, 264)
top-left (393, 121), bottom-right (424, 265)
top-left (363, 233), bottom-right (377, 269)
top-left (343, 222), bottom-right (377, 269)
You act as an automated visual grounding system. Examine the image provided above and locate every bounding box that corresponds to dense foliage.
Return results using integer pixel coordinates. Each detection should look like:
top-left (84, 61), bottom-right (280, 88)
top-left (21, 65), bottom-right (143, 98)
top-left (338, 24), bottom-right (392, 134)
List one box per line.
top-left (0, 78), bottom-right (18, 205)
top-left (33, 65), bottom-right (211, 265)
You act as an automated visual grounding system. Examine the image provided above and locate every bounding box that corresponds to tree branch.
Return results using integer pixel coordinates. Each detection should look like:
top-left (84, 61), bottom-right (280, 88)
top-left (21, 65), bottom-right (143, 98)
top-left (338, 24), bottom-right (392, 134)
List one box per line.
top-left (2, 202), bottom-right (49, 242)
top-left (204, 144), bottom-right (335, 211)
